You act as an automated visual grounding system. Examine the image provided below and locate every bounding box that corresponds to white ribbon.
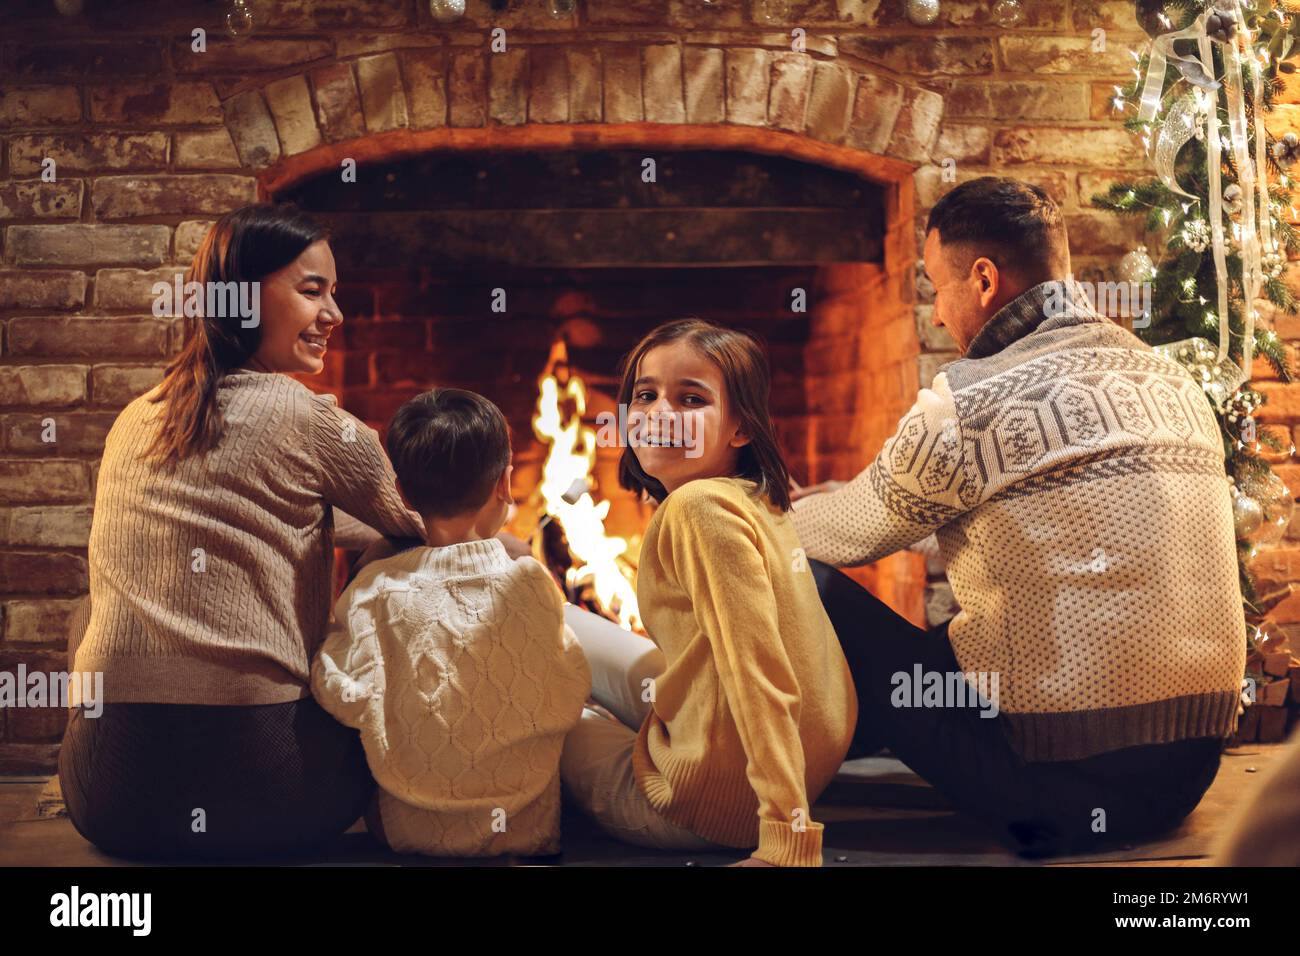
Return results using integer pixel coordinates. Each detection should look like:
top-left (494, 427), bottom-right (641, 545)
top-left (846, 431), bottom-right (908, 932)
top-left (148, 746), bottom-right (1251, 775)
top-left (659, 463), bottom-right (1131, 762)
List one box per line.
top-left (1198, 30), bottom-right (1232, 367)
top-left (1138, 9), bottom-right (1219, 126)
top-left (1143, 2), bottom-right (1272, 380)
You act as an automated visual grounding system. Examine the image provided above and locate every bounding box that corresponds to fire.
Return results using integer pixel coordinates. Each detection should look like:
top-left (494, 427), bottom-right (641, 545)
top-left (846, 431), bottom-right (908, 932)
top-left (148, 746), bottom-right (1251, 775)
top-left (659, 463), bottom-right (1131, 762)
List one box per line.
top-left (532, 341), bottom-right (642, 632)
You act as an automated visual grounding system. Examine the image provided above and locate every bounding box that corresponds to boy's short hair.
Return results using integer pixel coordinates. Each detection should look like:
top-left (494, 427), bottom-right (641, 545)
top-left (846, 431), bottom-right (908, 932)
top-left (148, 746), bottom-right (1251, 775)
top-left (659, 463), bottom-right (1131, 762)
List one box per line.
top-left (385, 388), bottom-right (511, 519)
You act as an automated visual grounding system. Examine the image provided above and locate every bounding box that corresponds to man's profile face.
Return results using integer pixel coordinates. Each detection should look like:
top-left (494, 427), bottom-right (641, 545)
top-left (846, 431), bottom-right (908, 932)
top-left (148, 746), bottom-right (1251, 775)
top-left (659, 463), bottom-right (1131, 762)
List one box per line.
top-left (922, 228), bottom-right (988, 355)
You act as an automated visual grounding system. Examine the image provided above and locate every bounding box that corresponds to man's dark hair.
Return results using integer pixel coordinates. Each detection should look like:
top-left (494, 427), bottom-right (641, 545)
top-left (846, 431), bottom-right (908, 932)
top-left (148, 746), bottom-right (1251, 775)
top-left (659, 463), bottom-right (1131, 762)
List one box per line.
top-left (926, 176), bottom-right (1068, 282)
top-left (385, 388), bottom-right (511, 519)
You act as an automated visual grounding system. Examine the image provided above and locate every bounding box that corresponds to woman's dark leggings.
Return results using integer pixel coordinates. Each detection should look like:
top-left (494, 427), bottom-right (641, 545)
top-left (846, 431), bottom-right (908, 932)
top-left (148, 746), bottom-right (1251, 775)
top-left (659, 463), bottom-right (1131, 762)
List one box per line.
top-left (810, 559), bottom-right (1224, 857)
top-left (58, 697), bottom-right (374, 862)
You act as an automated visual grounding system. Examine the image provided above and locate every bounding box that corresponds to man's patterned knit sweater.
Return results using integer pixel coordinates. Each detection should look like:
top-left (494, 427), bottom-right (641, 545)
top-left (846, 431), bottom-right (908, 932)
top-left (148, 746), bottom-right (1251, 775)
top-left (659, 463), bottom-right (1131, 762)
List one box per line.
top-left (791, 279), bottom-right (1246, 762)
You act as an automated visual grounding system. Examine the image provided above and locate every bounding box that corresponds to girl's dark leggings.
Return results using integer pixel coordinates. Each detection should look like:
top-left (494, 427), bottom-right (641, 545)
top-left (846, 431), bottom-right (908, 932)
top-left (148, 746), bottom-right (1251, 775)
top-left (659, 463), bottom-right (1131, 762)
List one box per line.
top-left (810, 559), bottom-right (1224, 857)
top-left (58, 696), bottom-right (374, 862)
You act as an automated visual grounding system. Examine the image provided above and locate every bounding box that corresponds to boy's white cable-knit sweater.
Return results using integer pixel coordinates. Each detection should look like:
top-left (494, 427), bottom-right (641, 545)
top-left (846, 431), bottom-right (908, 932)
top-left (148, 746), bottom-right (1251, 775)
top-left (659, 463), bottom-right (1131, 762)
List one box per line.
top-left (311, 539), bottom-right (591, 857)
top-left (792, 279), bottom-right (1246, 762)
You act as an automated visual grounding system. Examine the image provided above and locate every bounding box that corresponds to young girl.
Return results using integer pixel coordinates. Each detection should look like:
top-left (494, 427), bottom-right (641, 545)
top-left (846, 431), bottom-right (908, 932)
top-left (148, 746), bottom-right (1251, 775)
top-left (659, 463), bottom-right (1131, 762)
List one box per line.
top-left (559, 319), bottom-right (858, 867)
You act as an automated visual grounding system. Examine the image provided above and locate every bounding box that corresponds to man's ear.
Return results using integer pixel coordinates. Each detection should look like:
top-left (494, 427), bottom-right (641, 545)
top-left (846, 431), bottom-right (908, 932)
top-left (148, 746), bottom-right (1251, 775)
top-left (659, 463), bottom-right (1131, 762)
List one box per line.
top-left (972, 256), bottom-right (1001, 308)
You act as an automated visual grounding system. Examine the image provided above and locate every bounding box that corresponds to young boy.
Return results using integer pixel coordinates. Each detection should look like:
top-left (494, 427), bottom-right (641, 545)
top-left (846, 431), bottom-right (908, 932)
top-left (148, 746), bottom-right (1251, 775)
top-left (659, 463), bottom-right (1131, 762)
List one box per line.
top-left (311, 388), bottom-right (591, 857)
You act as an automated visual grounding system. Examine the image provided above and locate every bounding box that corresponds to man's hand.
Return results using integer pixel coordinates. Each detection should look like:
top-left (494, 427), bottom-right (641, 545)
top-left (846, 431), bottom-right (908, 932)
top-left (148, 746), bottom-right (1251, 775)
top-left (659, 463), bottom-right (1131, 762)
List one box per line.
top-left (789, 479), bottom-right (845, 502)
top-left (728, 857), bottom-right (776, 867)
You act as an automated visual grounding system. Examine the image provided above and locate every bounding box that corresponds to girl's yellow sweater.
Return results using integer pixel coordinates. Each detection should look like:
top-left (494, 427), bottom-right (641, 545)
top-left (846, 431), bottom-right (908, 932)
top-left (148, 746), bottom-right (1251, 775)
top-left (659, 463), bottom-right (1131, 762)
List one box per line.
top-left (631, 477), bottom-right (858, 867)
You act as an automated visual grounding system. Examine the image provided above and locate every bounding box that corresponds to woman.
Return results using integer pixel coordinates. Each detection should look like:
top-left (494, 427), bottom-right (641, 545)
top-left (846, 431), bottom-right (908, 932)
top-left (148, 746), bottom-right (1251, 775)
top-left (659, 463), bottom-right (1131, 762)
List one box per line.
top-left (59, 204), bottom-right (425, 861)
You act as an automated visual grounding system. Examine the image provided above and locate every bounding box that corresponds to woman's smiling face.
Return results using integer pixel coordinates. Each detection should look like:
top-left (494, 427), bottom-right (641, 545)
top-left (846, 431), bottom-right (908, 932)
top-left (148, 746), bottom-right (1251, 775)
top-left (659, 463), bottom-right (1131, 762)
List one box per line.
top-left (246, 239), bottom-right (342, 375)
top-left (628, 339), bottom-right (750, 494)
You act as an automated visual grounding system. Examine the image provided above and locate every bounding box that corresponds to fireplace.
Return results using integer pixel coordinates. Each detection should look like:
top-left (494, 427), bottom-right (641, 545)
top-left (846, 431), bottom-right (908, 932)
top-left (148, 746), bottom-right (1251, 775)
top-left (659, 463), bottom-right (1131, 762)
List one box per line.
top-left (276, 143), bottom-right (922, 621)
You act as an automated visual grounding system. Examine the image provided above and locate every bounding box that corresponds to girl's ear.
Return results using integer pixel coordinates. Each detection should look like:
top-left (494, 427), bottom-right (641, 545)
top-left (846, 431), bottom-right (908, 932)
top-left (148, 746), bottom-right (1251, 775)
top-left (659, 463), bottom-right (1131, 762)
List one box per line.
top-left (729, 423), bottom-right (752, 449)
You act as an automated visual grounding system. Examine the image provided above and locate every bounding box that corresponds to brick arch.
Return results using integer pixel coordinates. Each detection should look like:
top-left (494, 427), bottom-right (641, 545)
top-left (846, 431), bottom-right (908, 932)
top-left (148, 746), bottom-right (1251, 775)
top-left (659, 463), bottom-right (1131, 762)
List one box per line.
top-left (214, 43), bottom-right (943, 205)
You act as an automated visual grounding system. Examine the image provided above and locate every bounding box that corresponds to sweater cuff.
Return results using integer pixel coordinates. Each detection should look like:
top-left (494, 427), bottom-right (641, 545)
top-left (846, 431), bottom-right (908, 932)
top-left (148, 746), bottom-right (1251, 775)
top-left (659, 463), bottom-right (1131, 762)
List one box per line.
top-left (753, 818), bottom-right (824, 867)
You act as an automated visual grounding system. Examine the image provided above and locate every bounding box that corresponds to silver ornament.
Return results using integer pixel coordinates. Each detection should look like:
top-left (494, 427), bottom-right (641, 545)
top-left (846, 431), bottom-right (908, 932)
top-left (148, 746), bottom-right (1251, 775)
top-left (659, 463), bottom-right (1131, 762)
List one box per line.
top-left (992, 0), bottom-right (1023, 28)
top-left (1234, 493), bottom-right (1264, 539)
top-left (905, 0), bottom-right (941, 27)
top-left (1118, 247), bottom-right (1155, 284)
top-left (1239, 469), bottom-right (1294, 546)
top-left (1180, 219), bottom-right (1211, 253)
top-left (225, 0), bottom-right (255, 39)
top-left (1223, 183), bottom-right (1244, 217)
top-left (429, 0), bottom-right (467, 23)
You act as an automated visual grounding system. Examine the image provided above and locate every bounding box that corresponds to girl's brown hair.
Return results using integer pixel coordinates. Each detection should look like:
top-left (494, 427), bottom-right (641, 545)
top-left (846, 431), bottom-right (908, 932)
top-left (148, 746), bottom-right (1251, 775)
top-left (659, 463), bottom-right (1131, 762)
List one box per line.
top-left (142, 203), bottom-right (328, 464)
top-left (616, 318), bottom-right (792, 512)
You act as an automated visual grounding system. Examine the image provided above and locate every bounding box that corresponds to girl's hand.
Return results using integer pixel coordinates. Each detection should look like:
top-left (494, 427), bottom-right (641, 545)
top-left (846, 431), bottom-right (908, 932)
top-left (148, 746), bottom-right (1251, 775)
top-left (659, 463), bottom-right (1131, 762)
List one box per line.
top-left (728, 857), bottom-right (776, 867)
top-left (789, 479), bottom-right (845, 502)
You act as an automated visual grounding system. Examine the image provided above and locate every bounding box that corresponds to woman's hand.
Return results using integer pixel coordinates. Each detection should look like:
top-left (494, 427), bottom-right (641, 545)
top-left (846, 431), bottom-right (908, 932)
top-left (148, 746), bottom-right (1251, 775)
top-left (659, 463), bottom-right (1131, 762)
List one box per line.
top-left (789, 479), bottom-right (845, 502)
top-left (496, 530), bottom-right (533, 560)
top-left (728, 857), bottom-right (776, 867)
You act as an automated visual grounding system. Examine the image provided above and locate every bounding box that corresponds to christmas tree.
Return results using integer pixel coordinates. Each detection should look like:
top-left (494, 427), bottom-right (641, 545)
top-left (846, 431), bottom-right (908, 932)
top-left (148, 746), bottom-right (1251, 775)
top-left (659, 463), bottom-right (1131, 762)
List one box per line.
top-left (1093, 0), bottom-right (1298, 641)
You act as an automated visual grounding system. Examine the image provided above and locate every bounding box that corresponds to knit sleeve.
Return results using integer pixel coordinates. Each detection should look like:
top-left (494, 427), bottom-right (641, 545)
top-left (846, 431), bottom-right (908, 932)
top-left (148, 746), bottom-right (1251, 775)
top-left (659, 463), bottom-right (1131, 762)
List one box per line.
top-left (307, 393), bottom-right (425, 541)
top-left (658, 483), bottom-right (824, 867)
top-left (791, 372), bottom-right (975, 567)
top-left (516, 558), bottom-right (593, 705)
top-left (310, 577), bottom-right (381, 730)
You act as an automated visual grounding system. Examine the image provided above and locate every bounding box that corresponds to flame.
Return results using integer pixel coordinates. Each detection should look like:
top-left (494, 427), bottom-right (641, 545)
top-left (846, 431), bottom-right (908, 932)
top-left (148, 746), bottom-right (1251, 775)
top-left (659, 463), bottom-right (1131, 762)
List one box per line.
top-left (532, 341), bottom-right (641, 631)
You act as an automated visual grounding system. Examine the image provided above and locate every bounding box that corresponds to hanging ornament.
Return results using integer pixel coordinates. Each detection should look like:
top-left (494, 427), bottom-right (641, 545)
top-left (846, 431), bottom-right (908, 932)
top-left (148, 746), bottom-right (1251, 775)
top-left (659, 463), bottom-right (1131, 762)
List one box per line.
top-left (992, 0), bottom-right (1022, 28)
top-left (1180, 218), bottom-right (1212, 253)
top-left (1154, 337), bottom-right (1245, 413)
top-left (905, 0), bottom-right (941, 27)
top-left (1238, 468), bottom-right (1295, 546)
top-left (1271, 131), bottom-right (1300, 169)
top-left (429, 0), bottom-right (467, 22)
top-left (1233, 490), bottom-right (1265, 539)
top-left (1205, 6), bottom-right (1239, 44)
top-left (1135, 0), bottom-right (1175, 38)
top-left (1226, 386), bottom-right (1264, 440)
top-left (1222, 183), bottom-right (1245, 218)
top-left (1262, 247), bottom-right (1287, 279)
top-left (548, 0), bottom-right (576, 16)
top-left (1118, 247), bottom-right (1156, 284)
top-left (225, 0), bottom-right (255, 38)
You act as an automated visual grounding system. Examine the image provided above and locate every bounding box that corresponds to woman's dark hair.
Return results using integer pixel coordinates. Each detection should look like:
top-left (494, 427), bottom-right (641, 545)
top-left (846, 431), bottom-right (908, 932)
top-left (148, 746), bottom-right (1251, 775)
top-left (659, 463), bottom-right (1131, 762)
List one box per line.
top-left (616, 318), bottom-right (792, 512)
top-left (142, 203), bottom-right (329, 464)
top-left (385, 388), bottom-right (512, 519)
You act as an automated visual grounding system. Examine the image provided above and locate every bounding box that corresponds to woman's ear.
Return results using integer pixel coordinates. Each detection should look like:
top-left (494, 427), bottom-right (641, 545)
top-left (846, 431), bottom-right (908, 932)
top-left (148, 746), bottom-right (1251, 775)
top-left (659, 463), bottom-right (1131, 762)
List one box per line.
top-left (729, 424), bottom-right (752, 449)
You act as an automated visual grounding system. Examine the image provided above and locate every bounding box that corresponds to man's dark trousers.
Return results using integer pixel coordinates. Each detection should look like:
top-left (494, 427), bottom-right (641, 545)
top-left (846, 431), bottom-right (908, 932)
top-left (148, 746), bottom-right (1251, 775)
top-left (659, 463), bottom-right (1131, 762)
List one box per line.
top-left (810, 559), bottom-right (1224, 857)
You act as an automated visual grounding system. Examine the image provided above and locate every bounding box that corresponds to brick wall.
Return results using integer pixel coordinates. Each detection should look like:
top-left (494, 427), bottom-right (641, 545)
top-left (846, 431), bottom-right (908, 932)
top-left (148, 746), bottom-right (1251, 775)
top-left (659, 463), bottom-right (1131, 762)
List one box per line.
top-left (1, 0), bottom-right (1297, 771)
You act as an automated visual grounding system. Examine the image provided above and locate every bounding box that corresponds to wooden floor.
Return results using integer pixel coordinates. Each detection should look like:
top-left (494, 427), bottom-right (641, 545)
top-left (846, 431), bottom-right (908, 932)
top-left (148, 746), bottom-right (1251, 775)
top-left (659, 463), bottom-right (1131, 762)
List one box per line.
top-left (0, 743), bottom-right (1283, 867)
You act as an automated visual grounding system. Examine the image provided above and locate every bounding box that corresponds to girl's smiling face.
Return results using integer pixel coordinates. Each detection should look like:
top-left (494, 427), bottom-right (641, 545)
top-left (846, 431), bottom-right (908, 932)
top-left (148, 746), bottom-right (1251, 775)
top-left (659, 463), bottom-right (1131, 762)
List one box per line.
top-left (628, 339), bottom-right (750, 494)
top-left (245, 239), bottom-right (342, 375)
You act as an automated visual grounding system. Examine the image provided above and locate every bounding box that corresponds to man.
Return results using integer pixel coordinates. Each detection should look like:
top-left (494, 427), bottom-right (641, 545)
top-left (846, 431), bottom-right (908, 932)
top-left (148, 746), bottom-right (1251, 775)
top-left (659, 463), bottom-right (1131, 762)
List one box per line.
top-left (792, 176), bottom-right (1245, 856)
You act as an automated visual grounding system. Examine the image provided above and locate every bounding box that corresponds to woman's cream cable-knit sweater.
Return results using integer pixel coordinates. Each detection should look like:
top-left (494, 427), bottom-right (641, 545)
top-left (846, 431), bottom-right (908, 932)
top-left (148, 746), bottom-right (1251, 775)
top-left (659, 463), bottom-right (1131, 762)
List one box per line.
top-left (74, 369), bottom-right (425, 705)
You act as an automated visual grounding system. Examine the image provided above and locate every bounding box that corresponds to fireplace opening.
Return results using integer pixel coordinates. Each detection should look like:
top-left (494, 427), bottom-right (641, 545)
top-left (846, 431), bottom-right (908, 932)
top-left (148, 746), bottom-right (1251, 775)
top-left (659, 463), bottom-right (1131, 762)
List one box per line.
top-left (277, 147), bottom-right (916, 624)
